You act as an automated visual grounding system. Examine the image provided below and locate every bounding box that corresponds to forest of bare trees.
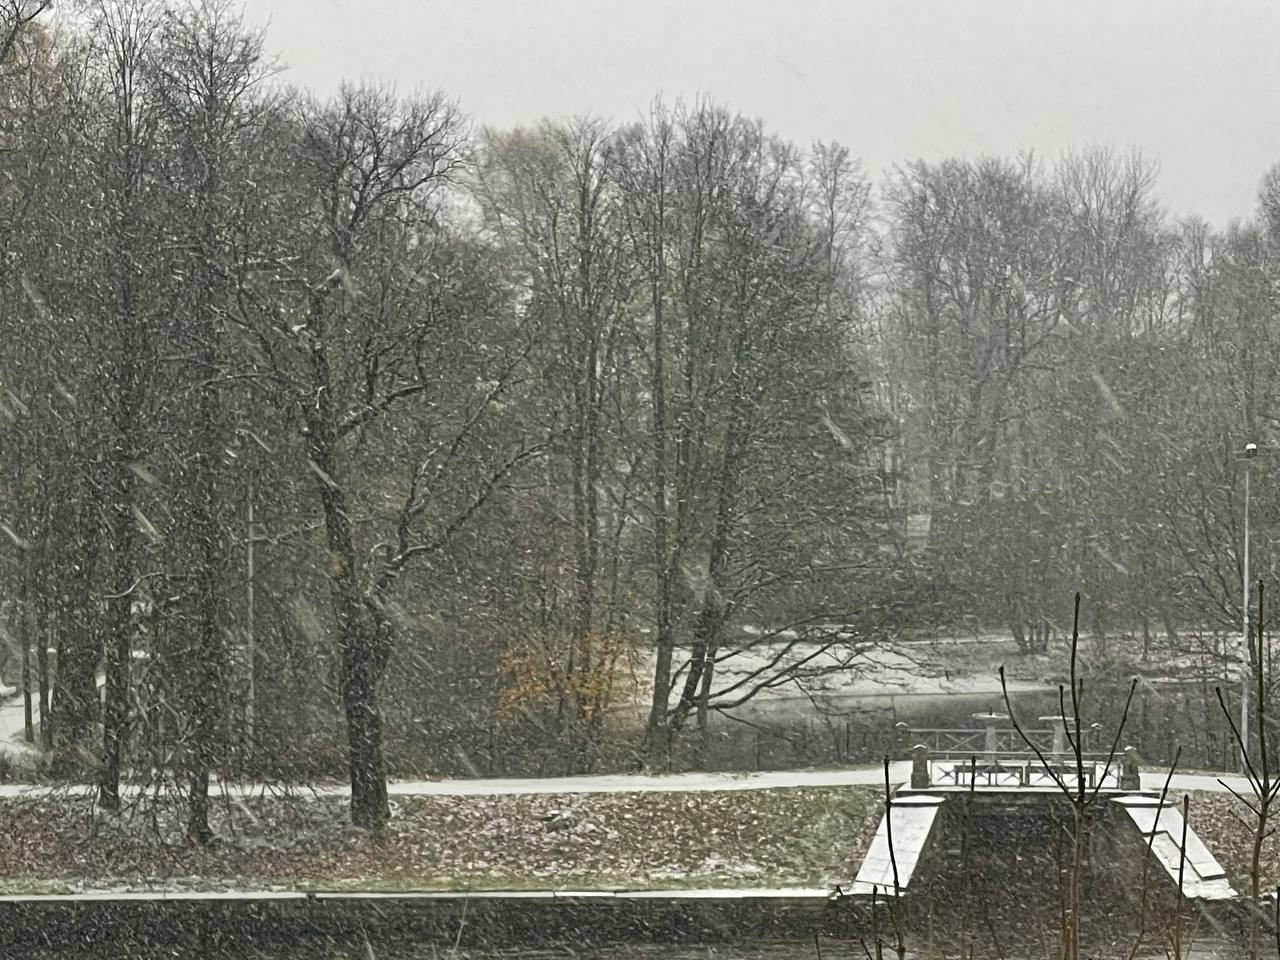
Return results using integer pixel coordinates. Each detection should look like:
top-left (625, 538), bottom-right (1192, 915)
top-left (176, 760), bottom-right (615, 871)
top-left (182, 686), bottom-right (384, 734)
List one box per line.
top-left (0, 1), bottom-right (1277, 839)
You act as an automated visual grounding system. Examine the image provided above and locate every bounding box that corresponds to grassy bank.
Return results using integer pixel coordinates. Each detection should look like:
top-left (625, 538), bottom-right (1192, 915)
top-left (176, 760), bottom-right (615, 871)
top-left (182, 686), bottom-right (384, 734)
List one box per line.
top-left (0, 786), bottom-right (880, 895)
top-left (1183, 789), bottom-right (1280, 892)
top-left (5, 776), bottom-right (1274, 901)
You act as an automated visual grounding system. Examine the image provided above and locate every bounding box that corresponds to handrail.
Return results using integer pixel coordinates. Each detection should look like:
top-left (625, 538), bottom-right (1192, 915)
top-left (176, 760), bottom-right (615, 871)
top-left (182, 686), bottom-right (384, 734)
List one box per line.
top-left (901, 726), bottom-right (1099, 757)
top-left (928, 750), bottom-right (1115, 760)
top-left (910, 727), bottom-right (1056, 735)
top-left (906, 740), bottom-right (1140, 791)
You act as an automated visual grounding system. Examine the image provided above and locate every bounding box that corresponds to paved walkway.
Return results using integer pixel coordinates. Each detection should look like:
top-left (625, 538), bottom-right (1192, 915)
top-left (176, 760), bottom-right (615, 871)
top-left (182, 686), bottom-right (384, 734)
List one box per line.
top-left (0, 763), bottom-right (917, 799)
top-left (384, 764), bottom-right (917, 796)
top-left (0, 682), bottom-right (1260, 800)
top-left (0, 761), bottom-right (1259, 800)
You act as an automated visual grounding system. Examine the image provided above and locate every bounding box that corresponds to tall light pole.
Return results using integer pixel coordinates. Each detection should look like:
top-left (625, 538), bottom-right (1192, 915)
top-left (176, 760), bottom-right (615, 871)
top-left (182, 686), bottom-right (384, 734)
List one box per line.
top-left (236, 427), bottom-right (270, 760)
top-left (245, 468), bottom-right (256, 758)
top-left (1242, 441), bottom-right (1258, 769)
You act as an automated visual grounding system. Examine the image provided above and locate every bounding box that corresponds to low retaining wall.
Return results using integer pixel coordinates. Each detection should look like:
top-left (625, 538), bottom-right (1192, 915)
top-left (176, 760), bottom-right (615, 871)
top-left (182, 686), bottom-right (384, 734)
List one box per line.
top-left (0, 890), bottom-right (846, 951)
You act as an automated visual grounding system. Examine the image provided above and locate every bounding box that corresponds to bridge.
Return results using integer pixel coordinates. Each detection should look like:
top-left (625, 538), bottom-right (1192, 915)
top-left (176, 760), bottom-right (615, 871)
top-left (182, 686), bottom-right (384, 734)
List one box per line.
top-left (848, 712), bottom-right (1235, 902)
top-left (903, 712), bottom-right (1134, 792)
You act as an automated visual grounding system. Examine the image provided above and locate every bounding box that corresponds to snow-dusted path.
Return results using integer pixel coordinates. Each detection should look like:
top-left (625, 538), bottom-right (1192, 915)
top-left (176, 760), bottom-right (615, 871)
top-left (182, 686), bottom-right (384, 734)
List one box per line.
top-left (0, 761), bottom-right (1258, 800)
top-left (381, 764), bottom-right (916, 796)
top-left (0, 763), bottom-right (916, 799)
top-left (1144, 772), bottom-right (1252, 795)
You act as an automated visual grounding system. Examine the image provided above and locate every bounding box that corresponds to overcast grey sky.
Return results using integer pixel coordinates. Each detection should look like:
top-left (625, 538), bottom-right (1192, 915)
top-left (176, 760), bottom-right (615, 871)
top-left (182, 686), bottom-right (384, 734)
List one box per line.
top-left (243, 0), bottom-right (1279, 227)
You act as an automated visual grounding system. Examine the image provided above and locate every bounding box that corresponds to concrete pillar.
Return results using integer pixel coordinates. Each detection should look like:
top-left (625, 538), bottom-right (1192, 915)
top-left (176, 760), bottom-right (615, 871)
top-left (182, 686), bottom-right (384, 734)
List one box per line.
top-left (1039, 715), bottom-right (1073, 758)
top-left (972, 712), bottom-right (1008, 768)
top-left (911, 743), bottom-right (930, 789)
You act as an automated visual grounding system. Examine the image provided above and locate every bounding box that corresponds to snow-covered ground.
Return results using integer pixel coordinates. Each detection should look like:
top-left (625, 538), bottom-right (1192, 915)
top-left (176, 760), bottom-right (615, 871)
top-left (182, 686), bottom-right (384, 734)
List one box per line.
top-left (0, 688), bottom-right (41, 766)
top-left (630, 638), bottom-right (1052, 716)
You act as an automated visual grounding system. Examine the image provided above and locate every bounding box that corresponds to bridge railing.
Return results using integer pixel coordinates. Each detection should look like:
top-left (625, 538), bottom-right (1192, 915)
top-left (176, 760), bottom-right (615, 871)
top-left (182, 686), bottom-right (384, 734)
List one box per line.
top-left (896, 725), bottom-right (1101, 758)
top-left (907, 742), bottom-right (1142, 791)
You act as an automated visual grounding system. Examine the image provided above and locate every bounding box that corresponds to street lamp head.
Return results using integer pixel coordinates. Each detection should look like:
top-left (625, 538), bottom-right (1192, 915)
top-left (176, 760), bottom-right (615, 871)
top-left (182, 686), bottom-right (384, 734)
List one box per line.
top-left (1245, 442), bottom-right (1259, 458)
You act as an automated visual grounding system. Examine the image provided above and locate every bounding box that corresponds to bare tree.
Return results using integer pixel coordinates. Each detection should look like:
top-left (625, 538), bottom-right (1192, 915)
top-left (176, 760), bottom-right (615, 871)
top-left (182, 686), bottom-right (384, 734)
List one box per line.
top-left (616, 102), bottom-right (894, 765)
top-left (149, 0), bottom-right (273, 843)
top-left (1215, 581), bottom-right (1280, 957)
top-left (79, 0), bottom-right (163, 810)
top-left (476, 118), bottom-right (636, 770)
top-left (232, 85), bottom-right (540, 826)
top-left (0, 1), bottom-right (50, 71)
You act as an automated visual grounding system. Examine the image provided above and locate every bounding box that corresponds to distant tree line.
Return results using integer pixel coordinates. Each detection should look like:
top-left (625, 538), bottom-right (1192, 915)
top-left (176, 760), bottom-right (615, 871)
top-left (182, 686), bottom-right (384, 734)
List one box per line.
top-left (885, 151), bottom-right (1280, 660)
top-left (0, 1), bottom-right (1274, 834)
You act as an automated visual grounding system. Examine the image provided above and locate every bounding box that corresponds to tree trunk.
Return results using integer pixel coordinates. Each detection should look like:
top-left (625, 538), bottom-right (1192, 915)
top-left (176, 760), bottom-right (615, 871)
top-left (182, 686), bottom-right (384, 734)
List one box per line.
top-left (566, 338), bottom-right (601, 770)
top-left (1010, 619), bottom-right (1028, 654)
top-left (184, 239), bottom-right (227, 845)
top-left (336, 582), bottom-right (391, 828)
top-left (643, 162), bottom-right (674, 768)
top-left (36, 614), bottom-right (49, 749)
top-left (311, 411), bottom-right (392, 828)
top-left (188, 769), bottom-right (213, 846)
top-left (1068, 803), bottom-right (1083, 960)
top-left (185, 489), bottom-right (224, 844)
top-left (99, 615), bottom-right (129, 809)
top-left (55, 509), bottom-right (104, 756)
top-left (99, 498), bottom-right (134, 811)
top-left (672, 634), bottom-right (707, 734)
top-left (21, 636), bottom-right (32, 743)
top-left (695, 639), bottom-right (715, 761)
top-left (342, 624), bottom-right (390, 829)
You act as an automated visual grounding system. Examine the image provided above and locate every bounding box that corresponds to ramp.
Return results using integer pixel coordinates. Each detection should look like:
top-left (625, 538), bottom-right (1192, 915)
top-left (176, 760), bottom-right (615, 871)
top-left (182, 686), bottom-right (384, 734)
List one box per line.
top-left (1113, 795), bottom-right (1236, 900)
top-left (850, 794), bottom-right (943, 897)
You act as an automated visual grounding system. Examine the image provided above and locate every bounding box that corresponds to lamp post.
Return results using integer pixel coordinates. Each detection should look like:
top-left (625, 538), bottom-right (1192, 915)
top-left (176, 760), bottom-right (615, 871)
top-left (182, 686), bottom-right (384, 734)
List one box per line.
top-left (235, 427), bottom-right (270, 761)
top-left (1242, 441), bottom-right (1258, 770)
top-left (245, 468), bottom-right (256, 757)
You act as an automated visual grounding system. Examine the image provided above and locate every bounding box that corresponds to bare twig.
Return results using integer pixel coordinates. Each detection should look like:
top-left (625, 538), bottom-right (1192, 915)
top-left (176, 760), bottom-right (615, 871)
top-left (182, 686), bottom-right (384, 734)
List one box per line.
top-left (1126, 747), bottom-right (1181, 960)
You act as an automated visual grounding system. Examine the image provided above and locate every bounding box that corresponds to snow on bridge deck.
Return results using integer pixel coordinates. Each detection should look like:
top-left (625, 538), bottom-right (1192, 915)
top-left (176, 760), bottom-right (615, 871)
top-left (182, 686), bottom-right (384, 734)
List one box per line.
top-left (848, 794), bottom-right (944, 897)
top-left (1114, 795), bottom-right (1236, 900)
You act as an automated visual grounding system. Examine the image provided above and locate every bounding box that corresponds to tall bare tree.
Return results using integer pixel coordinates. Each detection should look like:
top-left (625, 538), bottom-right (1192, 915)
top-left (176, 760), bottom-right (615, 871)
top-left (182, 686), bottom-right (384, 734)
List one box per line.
top-left (231, 86), bottom-right (540, 826)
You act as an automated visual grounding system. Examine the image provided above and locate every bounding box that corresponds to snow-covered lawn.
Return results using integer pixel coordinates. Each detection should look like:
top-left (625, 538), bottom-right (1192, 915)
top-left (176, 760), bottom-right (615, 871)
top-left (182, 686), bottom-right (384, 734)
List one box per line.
top-left (0, 785), bottom-right (881, 896)
top-left (0, 688), bottom-right (38, 766)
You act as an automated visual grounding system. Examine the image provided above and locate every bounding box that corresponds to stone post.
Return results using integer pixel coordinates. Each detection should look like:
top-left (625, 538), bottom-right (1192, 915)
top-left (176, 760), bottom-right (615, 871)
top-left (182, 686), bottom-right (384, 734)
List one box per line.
top-left (911, 743), bottom-right (930, 789)
top-left (1121, 745), bottom-right (1141, 791)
